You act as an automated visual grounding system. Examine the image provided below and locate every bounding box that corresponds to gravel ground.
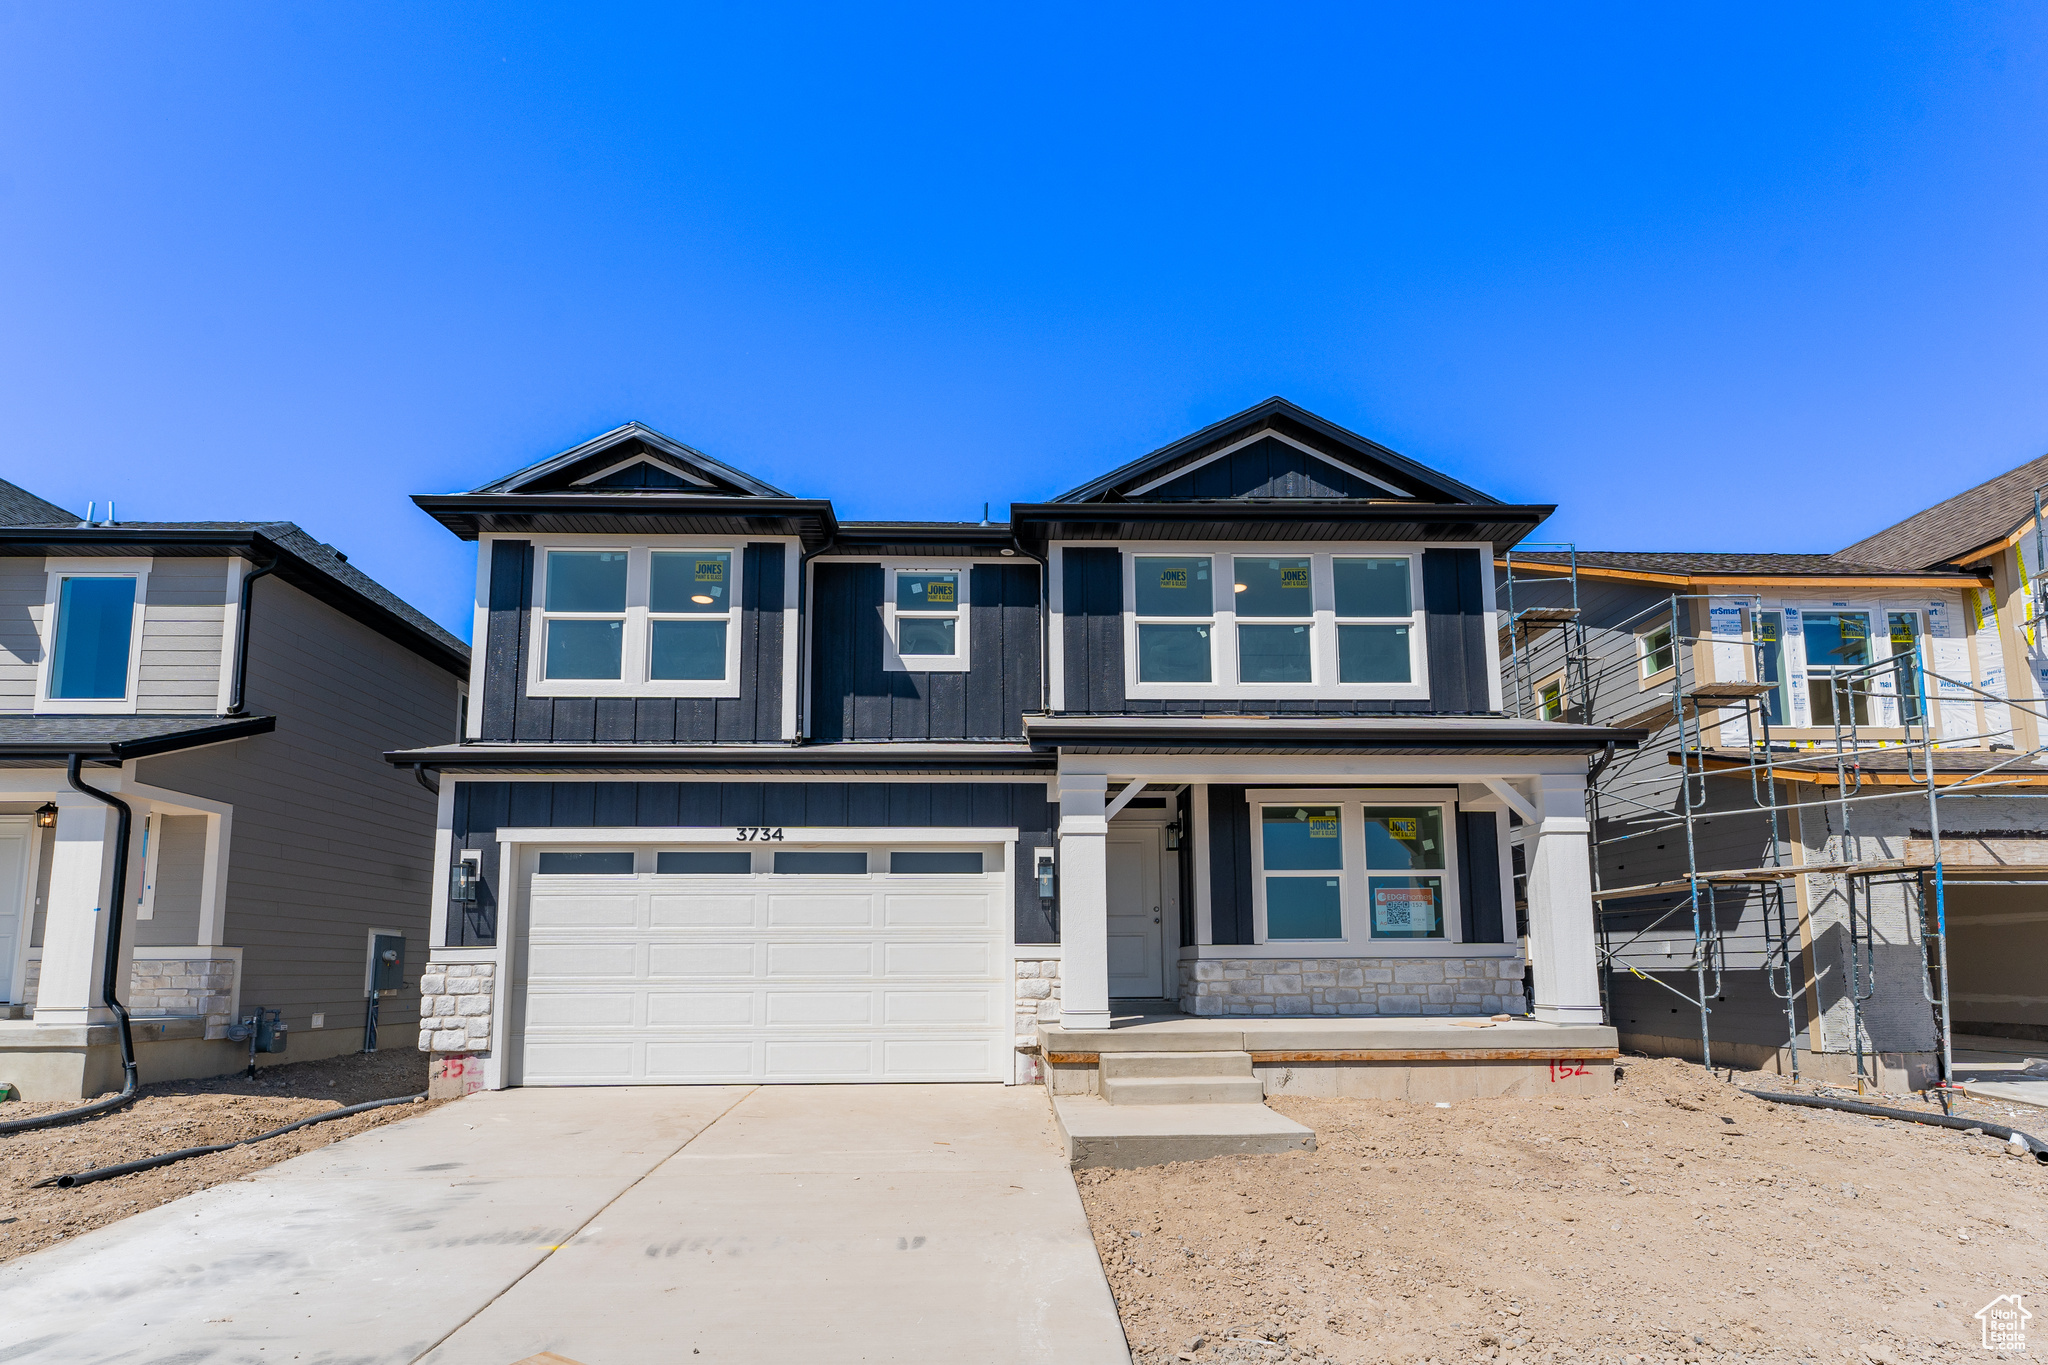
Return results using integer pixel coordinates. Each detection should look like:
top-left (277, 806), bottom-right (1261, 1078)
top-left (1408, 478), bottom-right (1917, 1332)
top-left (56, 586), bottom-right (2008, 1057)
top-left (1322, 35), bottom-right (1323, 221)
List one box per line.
top-left (1077, 1057), bottom-right (2047, 1365)
top-left (0, 1048), bottom-right (440, 1265)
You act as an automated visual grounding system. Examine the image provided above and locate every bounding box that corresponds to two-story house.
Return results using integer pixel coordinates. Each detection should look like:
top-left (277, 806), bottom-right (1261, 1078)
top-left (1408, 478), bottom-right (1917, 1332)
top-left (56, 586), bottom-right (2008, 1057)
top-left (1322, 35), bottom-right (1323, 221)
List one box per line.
top-left (393, 400), bottom-right (1632, 1098)
top-left (0, 477), bottom-right (467, 1099)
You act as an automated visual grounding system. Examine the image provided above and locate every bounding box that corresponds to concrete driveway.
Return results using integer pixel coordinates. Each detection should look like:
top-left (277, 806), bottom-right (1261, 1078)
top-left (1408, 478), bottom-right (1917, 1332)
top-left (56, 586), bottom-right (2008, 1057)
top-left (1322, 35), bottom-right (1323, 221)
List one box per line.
top-left (0, 1084), bottom-right (1131, 1365)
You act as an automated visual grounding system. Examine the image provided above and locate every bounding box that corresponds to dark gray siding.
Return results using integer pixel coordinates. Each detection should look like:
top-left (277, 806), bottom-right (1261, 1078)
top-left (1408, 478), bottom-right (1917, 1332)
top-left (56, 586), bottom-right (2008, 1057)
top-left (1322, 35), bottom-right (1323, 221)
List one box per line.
top-left (481, 540), bottom-right (786, 744)
top-left (1207, 785), bottom-right (1254, 945)
top-left (1145, 437), bottom-right (1388, 500)
top-left (1059, 546), bottom-right (1497, 716)
top-left (1456, 809), bottom-right (1505, 943)
top-left (809, 562), bottom-right (1040, 741)
top-left (452, 779), bottom-right (1058, 945)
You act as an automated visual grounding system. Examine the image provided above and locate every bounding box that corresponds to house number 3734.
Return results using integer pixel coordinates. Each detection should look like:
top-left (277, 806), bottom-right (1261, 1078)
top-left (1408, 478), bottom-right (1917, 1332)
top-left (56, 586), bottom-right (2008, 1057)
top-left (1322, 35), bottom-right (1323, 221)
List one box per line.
top-left (734, 827), bottom-right (785, 841)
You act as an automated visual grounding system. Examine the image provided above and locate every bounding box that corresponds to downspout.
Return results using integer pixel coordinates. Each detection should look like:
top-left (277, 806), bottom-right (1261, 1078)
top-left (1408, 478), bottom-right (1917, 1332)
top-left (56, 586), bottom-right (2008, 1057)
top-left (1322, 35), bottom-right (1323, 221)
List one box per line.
top-left (225, 555), bottom-right (280, 717)
top-left (0, 754), bottom-right (141, 1133)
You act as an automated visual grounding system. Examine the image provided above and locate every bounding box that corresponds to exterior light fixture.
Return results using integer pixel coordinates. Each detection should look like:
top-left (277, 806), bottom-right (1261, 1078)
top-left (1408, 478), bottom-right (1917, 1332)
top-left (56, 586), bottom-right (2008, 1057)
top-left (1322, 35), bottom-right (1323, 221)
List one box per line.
top-left (1035, 850), bottom-right (1057, 900)
top-left (1164, 816), bottom-right (1182, 850)
top-left (448, 859), bottom-right (480, 905)
top-left (34, 802), bottom-right (57, 829)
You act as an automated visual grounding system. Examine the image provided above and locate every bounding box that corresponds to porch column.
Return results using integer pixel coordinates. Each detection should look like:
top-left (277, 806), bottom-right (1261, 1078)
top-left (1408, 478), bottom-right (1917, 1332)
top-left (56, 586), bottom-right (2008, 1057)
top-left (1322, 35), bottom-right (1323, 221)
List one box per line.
top-left (1057, 772), bottom-right (1111, 1029)
top-left (1525, 771), bottom-right (1602, 1025)
top-left (34, 798), bottom-right (135, 1027)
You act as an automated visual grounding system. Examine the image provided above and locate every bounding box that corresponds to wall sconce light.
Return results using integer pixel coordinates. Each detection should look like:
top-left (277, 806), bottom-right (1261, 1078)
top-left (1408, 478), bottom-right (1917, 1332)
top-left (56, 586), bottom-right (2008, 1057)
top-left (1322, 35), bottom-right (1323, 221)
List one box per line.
top-left (1164, 816), bottom-right (1182, 850)
top-left (448, 858), bottom-right (480, 905)
top-left (34, 802), bottom-right (57, 830)
top-left (1034, 848), bottom-right (1057, 901)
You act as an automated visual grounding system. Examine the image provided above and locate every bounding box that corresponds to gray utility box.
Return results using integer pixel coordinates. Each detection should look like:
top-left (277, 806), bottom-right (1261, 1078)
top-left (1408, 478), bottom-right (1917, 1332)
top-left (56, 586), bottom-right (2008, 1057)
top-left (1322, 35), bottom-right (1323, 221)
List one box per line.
top-left (371, 934), bottom-right (406, 996)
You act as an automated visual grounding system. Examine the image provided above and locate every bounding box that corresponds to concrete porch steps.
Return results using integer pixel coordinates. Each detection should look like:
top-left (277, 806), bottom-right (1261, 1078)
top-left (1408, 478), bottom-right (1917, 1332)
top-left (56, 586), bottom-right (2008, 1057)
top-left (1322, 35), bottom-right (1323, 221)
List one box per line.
top-left (1049, 1093), bottom-right (1316, 1168)
top-left (1098, 1050), bottom-right (1264, 1105)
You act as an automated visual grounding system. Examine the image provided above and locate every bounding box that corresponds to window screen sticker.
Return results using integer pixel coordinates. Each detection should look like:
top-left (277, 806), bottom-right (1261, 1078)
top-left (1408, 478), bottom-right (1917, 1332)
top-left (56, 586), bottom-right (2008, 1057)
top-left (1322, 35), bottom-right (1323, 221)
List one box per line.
top-left (1387, 817), bottom-right (1418, 841)
top-left (1373, 885), bottom-right (1436, 932)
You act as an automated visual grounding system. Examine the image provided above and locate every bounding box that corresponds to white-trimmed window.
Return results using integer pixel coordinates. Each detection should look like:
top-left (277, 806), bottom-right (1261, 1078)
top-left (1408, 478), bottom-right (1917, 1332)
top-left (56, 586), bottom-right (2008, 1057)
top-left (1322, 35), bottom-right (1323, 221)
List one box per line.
top-left (1250, 791), bottom-right (1459, 944)
top-left (883, 565), bottom-right (970, 672)
top-left (1121, 548), bottom-right (1427, 699)
top-left (35, 557), bottom-right (151, 714)
top-left (1638, 619), bottom-right (1675, 681)
top-left (529, 544), bottom-right (741, 697)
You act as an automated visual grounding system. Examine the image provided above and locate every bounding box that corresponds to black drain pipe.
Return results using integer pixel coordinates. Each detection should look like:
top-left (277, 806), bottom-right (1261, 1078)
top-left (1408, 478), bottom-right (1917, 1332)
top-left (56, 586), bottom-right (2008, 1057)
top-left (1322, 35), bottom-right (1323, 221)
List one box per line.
top-left (35, 1091), bottom-right (428, 1189)
top-left (1745, 1088), bottom-right (2048, 1164)
top-left (225, 556), bottom-right (279, 717)
top-left (0, 756), bottom-right (141, 1135)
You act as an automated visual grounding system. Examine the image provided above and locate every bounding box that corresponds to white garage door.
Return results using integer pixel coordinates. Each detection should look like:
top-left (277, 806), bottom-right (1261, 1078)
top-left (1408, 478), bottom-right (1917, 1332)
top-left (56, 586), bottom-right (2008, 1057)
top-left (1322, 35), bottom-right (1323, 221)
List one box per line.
top-left (515, 843), bottom-right (1010, 1084)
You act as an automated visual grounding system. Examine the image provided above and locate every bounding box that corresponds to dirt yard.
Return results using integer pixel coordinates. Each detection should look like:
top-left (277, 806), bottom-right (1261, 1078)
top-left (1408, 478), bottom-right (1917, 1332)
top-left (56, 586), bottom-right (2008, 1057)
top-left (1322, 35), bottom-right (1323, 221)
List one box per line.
top-left (1077, 1057), bottom-right (2047, 1365)
top-left (0, 1047), bottom-right (441, 1265)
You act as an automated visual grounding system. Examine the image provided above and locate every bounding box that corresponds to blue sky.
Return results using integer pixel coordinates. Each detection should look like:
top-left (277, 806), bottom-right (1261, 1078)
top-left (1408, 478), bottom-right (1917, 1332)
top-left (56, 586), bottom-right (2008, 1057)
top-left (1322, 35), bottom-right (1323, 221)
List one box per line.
top-left (4, 5), bottom-right (2046, 640)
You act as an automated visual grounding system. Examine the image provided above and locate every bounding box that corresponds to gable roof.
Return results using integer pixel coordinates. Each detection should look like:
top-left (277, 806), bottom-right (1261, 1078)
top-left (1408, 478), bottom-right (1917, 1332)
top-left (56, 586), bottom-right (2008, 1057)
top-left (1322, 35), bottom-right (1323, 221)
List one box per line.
top-left (474, 422), bottom-right (792, 498)
top-left (0, 515), bottom-right (468, 676)
top-left (0, 478), bottom-right (74, 526)
top-left (1836, 451), bottom-right (2048, 570)
top-left (1052, 397), bottom-right (1499, 505)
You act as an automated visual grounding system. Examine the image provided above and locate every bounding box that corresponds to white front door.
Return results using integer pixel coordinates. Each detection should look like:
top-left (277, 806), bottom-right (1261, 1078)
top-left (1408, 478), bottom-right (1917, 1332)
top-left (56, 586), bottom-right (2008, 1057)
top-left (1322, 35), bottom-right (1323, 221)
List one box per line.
top-left (0, 819), bottom-right (24, 1004)
top-left (514, 842), bottom-right (1009, 1085)
top-left (1106, 829), bottom-right (1163, 998)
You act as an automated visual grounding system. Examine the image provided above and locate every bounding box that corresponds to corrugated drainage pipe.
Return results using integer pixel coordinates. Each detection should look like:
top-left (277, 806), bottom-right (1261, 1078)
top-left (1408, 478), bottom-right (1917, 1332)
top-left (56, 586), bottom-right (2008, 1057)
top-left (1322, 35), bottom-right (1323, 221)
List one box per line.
top-left (1744, 1087), bottom-right (2048, 1164)
top-left (33, 1091), bottom-right (428, 1188)
top-left (0, 756), bottom-right (141, 1136)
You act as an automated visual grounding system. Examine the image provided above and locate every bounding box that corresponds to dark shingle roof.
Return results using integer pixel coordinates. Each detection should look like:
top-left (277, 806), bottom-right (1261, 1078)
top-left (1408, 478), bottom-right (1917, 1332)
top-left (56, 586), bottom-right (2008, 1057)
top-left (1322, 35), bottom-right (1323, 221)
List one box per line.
top-left (1836, 452), bottom-right (2048, 570)
top-left (0, 714), bottom-right (276, 764)
top-left (0, 478), bottom-right (73, 526)
top-left (1509, 550), bottom-right (1972, 578)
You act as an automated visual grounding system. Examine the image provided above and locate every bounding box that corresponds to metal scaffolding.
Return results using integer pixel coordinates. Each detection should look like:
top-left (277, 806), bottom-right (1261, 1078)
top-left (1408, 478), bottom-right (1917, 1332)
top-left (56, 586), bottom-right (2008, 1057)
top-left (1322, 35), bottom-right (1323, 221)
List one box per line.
top-left (1505, 548), bottom-right (2048, 1104)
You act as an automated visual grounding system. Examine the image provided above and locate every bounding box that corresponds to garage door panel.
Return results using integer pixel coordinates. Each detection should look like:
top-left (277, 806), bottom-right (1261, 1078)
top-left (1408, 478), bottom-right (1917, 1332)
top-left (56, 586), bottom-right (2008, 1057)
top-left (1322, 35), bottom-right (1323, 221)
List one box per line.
top-left (766, 894), bottom-right (875, 927)
top-left (646, 942), bottom-right (757, 977)
top-left (765, 941), bottom-right (875, 976)
top-left (650, 894), bottom-right (756, 927)
top-left (529, 893), bottom-right (643, 929)
top-left (643, 1040), bottom-right (756, 1079)
top-left (884, 894), bottom-right (993, 927)
top-left (881, 989), bottom-right (997, 1024)
top-left (520, 849), bottom-right (1006, 1085)
top-left (526, 991), bottom-right (639, 1028)
top-left (528, 943), bottom-right (641, 978)
top-left (883, 941), bottom-right (991, 976)
top-left (646, 991), bottom-right (754, 1025)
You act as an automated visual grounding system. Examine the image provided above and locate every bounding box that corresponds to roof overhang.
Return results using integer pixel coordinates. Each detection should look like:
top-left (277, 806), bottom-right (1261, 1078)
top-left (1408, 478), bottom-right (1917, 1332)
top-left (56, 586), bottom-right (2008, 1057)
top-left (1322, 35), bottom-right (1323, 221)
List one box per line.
top-left (825, 523), bottom-right (1033, 560)
top-left (0, 527), bottom-right (467, 677)
top-left (388, 742), bottom-right (1055, 777)
top-left (1013, 501), bottom-right (1553, 557)
top-left (1022, 714), bottom-right (1641, 756)
top-left (0, 715), bottom-right (277, 767)
top-left (1503, 559), bottom-right (1988, 592)
top-left (413, 494), bottom-right (839, 553)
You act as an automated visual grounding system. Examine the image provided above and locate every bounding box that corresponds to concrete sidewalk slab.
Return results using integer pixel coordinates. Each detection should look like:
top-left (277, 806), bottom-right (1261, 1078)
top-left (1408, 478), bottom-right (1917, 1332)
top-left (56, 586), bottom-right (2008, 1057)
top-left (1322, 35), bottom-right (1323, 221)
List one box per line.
top-left (420, 1084), bottom-right (1129, 1364)
top-left (1, 1084), bottom-right (1130, 1365)
top-left (0, 1087), bottom-right (751, 1365)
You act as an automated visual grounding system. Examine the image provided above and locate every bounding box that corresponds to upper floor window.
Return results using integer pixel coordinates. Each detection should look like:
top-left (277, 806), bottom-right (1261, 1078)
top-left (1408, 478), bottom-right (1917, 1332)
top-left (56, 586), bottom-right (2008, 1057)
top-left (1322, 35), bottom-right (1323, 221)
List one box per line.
top-left (1803, 610), bottom-right (1871, 727)
top-left (1638, 620), bottom-right (1675, 679)
top-left (1121, 549), bottom-right (1427, 699)
top-left (883, 565), bottom-right (970, 672)
top-left (36, 559), bottom-right (149, 713)
top-left (529, 543), bottom-right (741, 698)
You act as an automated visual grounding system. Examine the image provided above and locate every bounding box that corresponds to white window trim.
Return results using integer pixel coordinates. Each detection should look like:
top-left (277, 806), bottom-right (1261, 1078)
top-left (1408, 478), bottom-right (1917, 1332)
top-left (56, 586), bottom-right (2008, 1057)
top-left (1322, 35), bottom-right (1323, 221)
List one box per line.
top-left (1121, 545), bottom-right (1428, 700)
top-left (525, 540), bottom-right (742, 699)
top-left (34, 557), bottom-right (152, 715)
top-left (881, 562), bottom-right (972, 673)
top-left (1248, 787), bottom-right (1461, 947)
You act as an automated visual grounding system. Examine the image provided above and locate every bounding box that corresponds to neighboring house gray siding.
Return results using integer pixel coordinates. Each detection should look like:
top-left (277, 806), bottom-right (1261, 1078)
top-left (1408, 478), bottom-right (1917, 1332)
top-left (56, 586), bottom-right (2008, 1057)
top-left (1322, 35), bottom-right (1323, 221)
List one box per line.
top-left (136, 813), bottom-right (209, 947)
top-left (136, 574), bottom-right (458, 1048)
top-left (138, 557), bottom-right (228, 713)
top-left (0, 556), bottom-right (46, 710)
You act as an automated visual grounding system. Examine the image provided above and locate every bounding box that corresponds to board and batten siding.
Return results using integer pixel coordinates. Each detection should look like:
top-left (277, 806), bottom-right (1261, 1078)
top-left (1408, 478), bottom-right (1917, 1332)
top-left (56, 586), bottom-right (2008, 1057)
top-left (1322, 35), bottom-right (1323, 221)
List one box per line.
top-left (135, 574), bottom-right (461, 1047)
top-left (1060, 546), bottom-right (1494, 715)
top-left (479, 540), bottom-right (786, 744)
top-left (450, 778), bottom-right (1058, 948)
top-left (1143, 437), bottom-right (1393, 501)
top-left (809, 561), bottom-right (1041, 741)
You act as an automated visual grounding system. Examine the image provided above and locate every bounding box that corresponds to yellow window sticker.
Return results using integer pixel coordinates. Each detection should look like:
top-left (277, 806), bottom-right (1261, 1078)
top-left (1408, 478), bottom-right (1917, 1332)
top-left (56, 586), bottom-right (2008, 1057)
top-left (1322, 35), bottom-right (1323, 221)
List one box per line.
top-left (924, 580), bottom-right (956, 604)
top-left (1281, 567), bottom-right (1311, 589)
top-left (1159, 568), bottom-right (1188, 590)
top-left (1308, 817), bottom-right (1340, 838)
top-left (694, 560), bottom-right (725, 582)
top-left (1388, 817), bottom-right (1418, 841)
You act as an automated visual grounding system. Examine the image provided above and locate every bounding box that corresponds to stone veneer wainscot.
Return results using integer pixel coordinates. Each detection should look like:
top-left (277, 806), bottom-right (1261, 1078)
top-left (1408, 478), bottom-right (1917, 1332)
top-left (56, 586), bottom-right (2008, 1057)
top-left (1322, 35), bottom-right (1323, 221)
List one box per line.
top-left (418, 961), bottom-right (495, 1053)
top-left (1176, 957), bottom-right (1525, 1017)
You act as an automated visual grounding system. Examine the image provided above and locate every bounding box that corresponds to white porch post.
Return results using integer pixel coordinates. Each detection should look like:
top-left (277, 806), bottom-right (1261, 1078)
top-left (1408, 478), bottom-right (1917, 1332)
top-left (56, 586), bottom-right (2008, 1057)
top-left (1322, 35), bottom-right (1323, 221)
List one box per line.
top-left (1525, 770), bottom-right (1603, 1025)
top-left (34, 798), bottom-right (133, 1026)
top-left (1057, 772), bottom-right (1111, 1029)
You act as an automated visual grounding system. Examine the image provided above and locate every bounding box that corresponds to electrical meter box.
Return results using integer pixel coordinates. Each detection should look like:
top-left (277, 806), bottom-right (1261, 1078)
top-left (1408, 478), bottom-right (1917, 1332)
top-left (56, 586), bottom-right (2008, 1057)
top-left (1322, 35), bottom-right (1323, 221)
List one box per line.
top-left (371, 934), bottom-right (406, 996)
